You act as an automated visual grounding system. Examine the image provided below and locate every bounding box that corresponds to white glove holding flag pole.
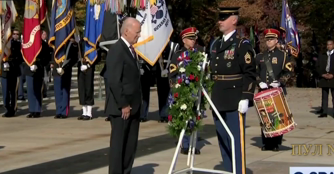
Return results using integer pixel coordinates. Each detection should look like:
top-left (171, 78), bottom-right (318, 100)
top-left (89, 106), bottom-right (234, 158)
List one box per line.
top-left (30, 65), bottom-right (37, 72)
top-left (80, 65), bottom-right (88, 72)
top-left (259, 82), bottom-right (268, 89)
top-left (269, 80), bottom-right (280, 88)
top-left (3, 62), bottom-right (9, 68)
top-left (57, 68), bottom-right (64, 75)
top-left (238, 99), bottom-right (249, 114)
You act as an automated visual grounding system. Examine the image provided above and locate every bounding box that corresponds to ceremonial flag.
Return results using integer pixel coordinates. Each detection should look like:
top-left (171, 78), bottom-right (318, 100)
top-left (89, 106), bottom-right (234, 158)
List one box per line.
top-left (134, 0), bottom-right (173, 66)
top-left (83, 1), bottom-right (105, 65)
top-left (21, 0), bottom-right (46, 66)
top-left (49, 0), bottom-right (76, 65)
top-left (0, 1), bottom-right (17, 61)
top-left (280, 0), bottom-right (300, 57)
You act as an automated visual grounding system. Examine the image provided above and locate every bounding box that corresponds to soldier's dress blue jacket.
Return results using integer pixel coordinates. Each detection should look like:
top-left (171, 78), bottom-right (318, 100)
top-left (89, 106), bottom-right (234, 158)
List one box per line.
top-left (209, 31), bottom-right (257, 174)
top-left (1, 39), bottom-right (22, 116)
top-left (255, 47), bottom-right (292, 149)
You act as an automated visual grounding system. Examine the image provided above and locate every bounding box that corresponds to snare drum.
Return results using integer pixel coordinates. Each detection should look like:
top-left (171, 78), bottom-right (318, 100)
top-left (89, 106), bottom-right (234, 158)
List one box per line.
top-left (253, 87), bottom-right (296, 138)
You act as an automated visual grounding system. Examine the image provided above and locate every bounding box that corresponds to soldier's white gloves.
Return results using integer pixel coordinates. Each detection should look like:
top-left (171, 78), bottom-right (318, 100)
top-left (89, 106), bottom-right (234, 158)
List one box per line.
top-left (80, 65), bottom-right (88, 71)
top-left (161, 69), bottom-right (168, 77)
top-left (3, 62), bottom-right (9, 68)
top-left (259, 82), bottom-right (268, 89)
top-left (269, 81), bottom-right (280, 88)
top-left (57, 68), bottom-right (64, 75)
top-left (238, 99), bottom-right (249, 114)
top-left (30, 65), bottom-right (37, 72)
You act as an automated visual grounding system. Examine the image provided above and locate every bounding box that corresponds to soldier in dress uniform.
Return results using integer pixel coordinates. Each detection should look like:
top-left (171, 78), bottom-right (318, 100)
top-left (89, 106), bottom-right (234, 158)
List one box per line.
top-left (25, 33), bottom-right (51, 118)
top-left (77, 40), bottom-right (101, 120)
top-left (169, 27), bottom-right (202, 155)
top-left (209, 7), bottom-right (257, 173)
top-left (316, 38), bottom-right (334, 118)
top-left (12, 29), bottom-right (26, 101)
top-left (52, 37), bottom-right (78, 119)
top-left (255, 28), bottom-right (293, 151)
top-left (1, 29), bottom-right (22, 117)
top-left (140, 41), bottom-right (179, 122)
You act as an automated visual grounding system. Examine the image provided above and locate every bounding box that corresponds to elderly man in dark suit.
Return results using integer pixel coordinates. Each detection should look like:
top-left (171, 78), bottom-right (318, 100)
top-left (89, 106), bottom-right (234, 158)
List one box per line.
top-left (105, 17), bottom-right (142, 174)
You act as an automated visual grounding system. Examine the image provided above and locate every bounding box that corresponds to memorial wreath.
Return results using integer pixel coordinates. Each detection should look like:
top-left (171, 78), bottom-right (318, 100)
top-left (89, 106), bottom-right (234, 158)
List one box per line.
top-left (167, 48), bottom-right (214, 137)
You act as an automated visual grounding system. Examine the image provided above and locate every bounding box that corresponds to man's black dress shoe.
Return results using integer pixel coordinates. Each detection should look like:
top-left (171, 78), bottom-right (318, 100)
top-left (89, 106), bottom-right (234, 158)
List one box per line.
top-left (78, 115), bottom-right (84, 120)
top-left (82, 116), bottom-right (92, 120)
top-left (140, 118), bottom-right (147, 122)
top-left (27, 113), bottom-right (35, 118)
top-left (2, 112), bottom-right (14, 117)
top-left (54, 114), bottom-right (61, 119)
top-left (33, 112), bottom-right (41, 118)
top-left (318, 113), bottom-right (328, 118)
top-left (105, 116), bottom-right (111, 122)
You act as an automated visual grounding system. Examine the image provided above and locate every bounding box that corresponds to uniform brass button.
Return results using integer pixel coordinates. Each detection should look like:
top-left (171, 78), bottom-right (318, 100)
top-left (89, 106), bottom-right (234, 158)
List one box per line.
top-left (233, 85), bottom-right (235, 88)
top-left (215, 71), bottom-right (217, 73)
top-left (215, 64), bottom-right (218, 66)
top-left (268, 54), bottom-right (271, 56)
top-left (216, 57), bottom-right (219, 59)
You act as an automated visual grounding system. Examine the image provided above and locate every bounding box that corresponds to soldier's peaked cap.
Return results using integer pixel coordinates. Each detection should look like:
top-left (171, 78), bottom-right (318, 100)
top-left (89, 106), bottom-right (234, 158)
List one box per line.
top-left (264, 28), bottom-right (280, 38)
top-left (218, 7), bottom-right (240, 21)
top-left (180, 27), bottom-right (198, 39)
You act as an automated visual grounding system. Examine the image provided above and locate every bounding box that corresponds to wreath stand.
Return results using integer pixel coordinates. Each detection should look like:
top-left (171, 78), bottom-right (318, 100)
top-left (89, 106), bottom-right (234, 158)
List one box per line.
top-left (167, 53), bottom-right (236, 174)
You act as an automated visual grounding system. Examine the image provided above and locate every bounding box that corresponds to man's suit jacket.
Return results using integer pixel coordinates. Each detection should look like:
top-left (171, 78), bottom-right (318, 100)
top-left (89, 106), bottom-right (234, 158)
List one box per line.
top-left (105, 38), bottom-right (142, 116)
top-left (316, 53), bottom-right (334, 88)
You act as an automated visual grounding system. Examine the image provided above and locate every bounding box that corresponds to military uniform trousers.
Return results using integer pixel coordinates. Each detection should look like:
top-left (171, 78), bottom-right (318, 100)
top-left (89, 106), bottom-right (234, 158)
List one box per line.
top-left (78, 67), bottom-right (94, 106)
top-left (54, 71), bottom-right (72, 116)
top-left (26, 76), bottom-right (43, 113)
top-left (1, 77), bottom-right (19, 113)
top-left (18, 64), bottom-right (26, 99)
top-left (213, 110), bottom-right (246, 174)
top-left (140, 70), bottom-right (170, 119)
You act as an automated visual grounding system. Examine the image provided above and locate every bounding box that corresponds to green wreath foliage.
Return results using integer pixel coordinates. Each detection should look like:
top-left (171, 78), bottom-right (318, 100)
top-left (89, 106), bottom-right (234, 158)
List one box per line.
top-left (167, 48), bottom-right (214, 138)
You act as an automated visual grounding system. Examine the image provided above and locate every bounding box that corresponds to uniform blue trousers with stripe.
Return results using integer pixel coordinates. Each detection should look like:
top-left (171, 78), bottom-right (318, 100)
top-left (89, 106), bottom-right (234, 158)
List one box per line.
top-left (1, 77), bottom-right (18, 112)
top-left (26, 76), bottom-right (43, 112)
top-left (54, 74), bottom-right (72, 116)
top-left (213, 110), bottom-right (246, 174)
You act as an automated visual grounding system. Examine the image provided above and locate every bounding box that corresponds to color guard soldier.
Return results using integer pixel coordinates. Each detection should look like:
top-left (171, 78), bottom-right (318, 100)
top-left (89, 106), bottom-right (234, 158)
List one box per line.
top-left (140, 41), bottom-right (178, 122)
top-left (12, 29), bottom-right (26, 101)
top-left (255, 28), bottom-right (293, 151)
top-left (169, 27), bottom-right (202, 155)
top-left (77, 40), bottom-right (101, 120)
top-left (316, 38), bottom-right (334, 118)
top-left (52, 37), bottom-right (78, 119)
top-left (1, 30), bottom-right (22, 117)
top-left (25, 34), bottom-right (51, 118)
top-left (209, 7), bottom-right (257, 174)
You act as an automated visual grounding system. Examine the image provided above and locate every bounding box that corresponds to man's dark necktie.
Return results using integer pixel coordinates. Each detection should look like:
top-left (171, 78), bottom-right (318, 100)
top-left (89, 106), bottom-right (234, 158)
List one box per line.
top-left (129, 45), bottom-right (136, 58)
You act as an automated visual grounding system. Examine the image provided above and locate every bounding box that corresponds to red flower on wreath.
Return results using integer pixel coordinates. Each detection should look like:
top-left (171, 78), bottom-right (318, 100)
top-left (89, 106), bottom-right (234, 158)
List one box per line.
top-left (195, 76), bottom-right (199, 82)
top-left (185, 56), bottom-right (190, 60)
top-left (177, 57), bottom-right (182, 61)
top-left (168, 115), bottom-right (172, 121)
top-left (178, 78), bottom-right (182, 84)
top-left (197, 116), bottom-right (201, 120)
top-left (189, 74), bottom-right (194, 80)
top-left (174, 93), bottom-right (179, 98)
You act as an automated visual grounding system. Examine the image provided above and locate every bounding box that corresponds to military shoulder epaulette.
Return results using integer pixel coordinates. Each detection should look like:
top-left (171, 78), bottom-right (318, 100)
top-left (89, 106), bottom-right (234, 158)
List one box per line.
top-left (238, 38), bottom-right (250, 48)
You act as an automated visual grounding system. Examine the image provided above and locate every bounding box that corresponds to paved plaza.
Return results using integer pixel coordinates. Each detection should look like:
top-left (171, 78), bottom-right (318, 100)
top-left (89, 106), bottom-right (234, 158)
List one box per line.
top-left (0, 87), bottom-right (334, 174)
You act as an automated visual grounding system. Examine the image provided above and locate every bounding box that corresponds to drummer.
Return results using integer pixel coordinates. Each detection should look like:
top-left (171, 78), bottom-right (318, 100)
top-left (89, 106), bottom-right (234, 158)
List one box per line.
top-left (255, 28), bottom-right (293, 151)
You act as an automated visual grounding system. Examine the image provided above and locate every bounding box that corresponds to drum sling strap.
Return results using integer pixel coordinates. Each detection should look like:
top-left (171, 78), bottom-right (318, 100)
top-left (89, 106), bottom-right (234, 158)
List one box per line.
top-left (264, 53), bottom-right (276, 81)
